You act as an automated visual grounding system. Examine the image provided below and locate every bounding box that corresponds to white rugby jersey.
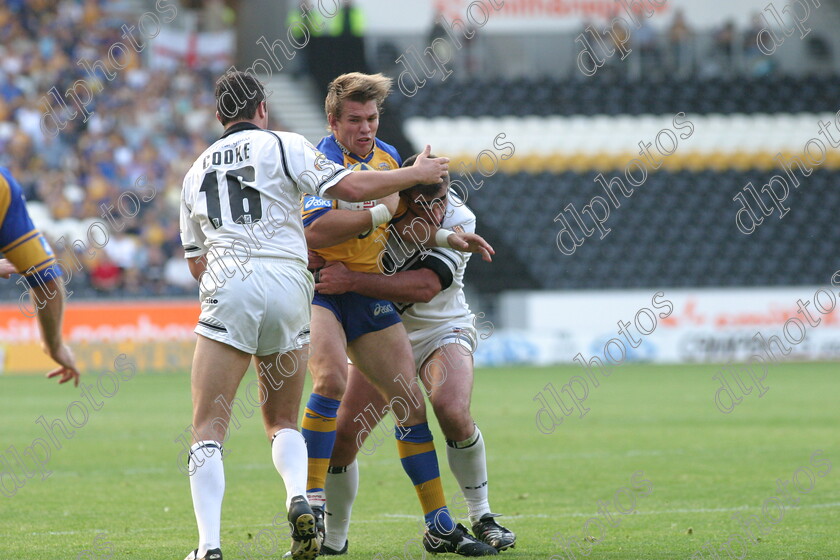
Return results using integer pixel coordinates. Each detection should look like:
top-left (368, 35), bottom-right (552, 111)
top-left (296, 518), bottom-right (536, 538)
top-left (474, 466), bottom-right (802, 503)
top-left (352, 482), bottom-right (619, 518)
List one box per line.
top-left (180, 122), bottom-right (350, 266)
top-left (385, 192), bottom-right (475, 332)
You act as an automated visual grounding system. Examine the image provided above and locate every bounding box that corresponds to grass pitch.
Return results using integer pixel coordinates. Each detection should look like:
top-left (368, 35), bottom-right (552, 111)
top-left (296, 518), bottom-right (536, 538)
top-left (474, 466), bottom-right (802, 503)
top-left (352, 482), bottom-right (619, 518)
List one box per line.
top-left (1, 363), bottom-right (838, 559)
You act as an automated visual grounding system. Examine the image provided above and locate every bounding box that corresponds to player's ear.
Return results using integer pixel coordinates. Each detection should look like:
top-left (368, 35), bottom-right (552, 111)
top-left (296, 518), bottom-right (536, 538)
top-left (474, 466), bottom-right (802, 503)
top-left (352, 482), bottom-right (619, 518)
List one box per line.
top-left (215, 110), bottom-right (223, 124)
top-left (327, 112), bottom-right (337, 130)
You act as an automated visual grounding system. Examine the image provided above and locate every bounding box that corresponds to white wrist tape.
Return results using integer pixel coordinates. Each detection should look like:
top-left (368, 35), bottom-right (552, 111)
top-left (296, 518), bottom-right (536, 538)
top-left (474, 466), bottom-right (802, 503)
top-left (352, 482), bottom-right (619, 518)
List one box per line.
top-left (369, 203), bottom-right (393, 228)
top-left (435, 228), bottom-right (455, 248)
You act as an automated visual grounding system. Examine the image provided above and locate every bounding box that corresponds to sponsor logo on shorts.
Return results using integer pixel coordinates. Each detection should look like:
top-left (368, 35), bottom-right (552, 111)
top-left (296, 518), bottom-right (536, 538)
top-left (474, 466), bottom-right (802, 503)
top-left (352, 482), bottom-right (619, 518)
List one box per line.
top-left (372, 302), bottom-right (395, 317)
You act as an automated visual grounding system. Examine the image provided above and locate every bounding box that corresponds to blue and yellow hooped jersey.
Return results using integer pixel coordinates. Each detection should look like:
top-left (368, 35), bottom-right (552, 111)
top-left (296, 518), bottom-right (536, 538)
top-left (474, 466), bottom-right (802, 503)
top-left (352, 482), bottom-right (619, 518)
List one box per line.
top-left (0, 167), bottom-right (62, 288)
top-left (302, 135), bottom-right (403, 273)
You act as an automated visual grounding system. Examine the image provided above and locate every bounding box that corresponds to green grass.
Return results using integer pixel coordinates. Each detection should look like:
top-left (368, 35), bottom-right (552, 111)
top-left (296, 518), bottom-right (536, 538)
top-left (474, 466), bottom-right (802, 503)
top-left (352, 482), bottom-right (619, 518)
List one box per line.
top-left (1, 363), bottom-right (839, 559)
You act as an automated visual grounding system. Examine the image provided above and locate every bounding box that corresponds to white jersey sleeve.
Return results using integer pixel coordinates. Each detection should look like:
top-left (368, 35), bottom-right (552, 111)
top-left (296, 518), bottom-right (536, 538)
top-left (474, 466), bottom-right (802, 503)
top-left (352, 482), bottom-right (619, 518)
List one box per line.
top-left (180, 174), bottom-right (208, 258)
top-left (281, 134), bottom-right (351, 199)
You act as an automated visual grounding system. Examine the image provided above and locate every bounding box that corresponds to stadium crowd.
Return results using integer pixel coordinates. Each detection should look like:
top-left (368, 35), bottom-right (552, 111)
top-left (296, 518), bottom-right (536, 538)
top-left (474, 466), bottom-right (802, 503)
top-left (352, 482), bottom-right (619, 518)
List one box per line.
top-left (0, 0), bottom-right (224, 299)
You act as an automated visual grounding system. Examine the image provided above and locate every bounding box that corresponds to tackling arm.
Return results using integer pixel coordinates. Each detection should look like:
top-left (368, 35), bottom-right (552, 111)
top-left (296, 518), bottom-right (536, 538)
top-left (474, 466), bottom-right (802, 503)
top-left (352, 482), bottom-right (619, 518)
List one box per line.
top-left (326, 146), bottom-right (448, 202)
top-left (304, 193), bottom-right (400, 249)
top-left (305, 209), bottom-right (382, 249)
top-left (315, 261), bottom-right (442, 303)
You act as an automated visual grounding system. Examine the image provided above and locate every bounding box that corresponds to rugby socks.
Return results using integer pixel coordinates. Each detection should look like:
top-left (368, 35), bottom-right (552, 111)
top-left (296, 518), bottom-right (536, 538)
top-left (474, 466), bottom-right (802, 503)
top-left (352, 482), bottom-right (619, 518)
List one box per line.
top-left (271, 429), bottom-right (309, 510)
top-left (188, 441), bottom-right (225, 557)
top-left (446, 425), bottom-right (491, 524)
top-left (301, 393), bottom-right (340, 508)
top-left (395, 423), bottom-right (455, 534)
top-left (324, 460), bottom-right (359, 550)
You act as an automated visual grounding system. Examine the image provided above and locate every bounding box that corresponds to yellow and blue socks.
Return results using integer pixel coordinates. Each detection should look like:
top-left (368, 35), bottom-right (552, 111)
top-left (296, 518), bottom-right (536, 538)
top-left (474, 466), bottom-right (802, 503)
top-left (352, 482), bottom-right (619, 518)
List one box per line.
top-left (301, 393), bottom-right (340, 507)
top-left (395, 422), bottom-right (456, 534)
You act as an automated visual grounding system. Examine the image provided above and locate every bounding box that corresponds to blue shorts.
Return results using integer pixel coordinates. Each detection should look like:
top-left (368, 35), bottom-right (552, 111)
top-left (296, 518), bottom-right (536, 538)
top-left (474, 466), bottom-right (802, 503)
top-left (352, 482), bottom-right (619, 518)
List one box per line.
top-left (312, 291), bottom-right (401, 342)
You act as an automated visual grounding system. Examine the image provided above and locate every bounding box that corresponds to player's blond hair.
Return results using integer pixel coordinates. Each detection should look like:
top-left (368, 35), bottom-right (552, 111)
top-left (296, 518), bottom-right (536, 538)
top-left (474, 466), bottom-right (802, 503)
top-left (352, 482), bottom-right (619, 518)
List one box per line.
top-left (324, 72), bottom-right (392, 121)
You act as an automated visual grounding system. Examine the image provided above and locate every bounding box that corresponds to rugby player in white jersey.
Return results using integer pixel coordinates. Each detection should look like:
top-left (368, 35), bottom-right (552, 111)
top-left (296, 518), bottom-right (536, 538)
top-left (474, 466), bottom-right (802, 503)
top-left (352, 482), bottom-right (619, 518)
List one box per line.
top-left (313, 155), bottom-right (515, 554)
top-left (178, 71), bottom-right (449, 560)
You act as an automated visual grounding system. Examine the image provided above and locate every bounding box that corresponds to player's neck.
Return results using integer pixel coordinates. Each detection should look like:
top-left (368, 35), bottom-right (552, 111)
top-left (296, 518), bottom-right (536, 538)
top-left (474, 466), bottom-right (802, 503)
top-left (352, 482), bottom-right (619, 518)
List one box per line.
top-left (335, 137), bottom-right (373, 160)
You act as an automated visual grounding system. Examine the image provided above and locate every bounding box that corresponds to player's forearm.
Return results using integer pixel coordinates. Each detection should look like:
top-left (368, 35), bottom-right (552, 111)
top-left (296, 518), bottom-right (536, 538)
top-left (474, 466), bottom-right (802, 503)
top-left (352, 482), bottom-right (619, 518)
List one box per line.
top-left (305, 210), bottom-right (377, 249)
top-left (330, 166), bottom-right (424, 202)
top-left (349, 269), bottom-right (441, 303)
top-left (33, 279), bottom-right (65, 356)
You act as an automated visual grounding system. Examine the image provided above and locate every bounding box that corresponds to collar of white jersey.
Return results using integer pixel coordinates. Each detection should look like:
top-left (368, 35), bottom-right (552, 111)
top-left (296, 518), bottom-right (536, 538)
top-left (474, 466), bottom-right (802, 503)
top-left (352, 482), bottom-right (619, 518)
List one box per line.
top-left (220, 121), bottom-right (262, 139)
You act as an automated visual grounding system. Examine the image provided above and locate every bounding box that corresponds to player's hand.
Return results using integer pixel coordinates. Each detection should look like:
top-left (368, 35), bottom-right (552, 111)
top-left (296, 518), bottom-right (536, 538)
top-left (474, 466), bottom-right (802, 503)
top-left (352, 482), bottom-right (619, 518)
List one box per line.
top-left (0, 258), bottom-right (17, 279)
top-left (307, 250), bottom-right (326, 271)
top-left (314, 261), bottom-right (355, 295)
top-left (447, 232), bottom-right (495, 262)
top-left (44, 343), bottom-right (81, 387)
top-left (412, 145), bottom-right (449, 185)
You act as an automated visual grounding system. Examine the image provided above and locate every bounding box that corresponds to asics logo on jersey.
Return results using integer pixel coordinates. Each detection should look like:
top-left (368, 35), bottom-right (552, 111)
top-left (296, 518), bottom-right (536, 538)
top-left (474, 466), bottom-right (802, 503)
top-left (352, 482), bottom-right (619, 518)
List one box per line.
top-left (304, 197), bottom-right (332, 210)
top-left (372, 302), bottom-right (395, 316)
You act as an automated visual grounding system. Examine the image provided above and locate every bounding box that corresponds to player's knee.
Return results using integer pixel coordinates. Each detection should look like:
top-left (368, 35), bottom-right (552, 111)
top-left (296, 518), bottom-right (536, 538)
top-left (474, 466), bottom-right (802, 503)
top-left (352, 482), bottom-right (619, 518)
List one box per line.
top-left (433, 401), bottom-right (473, 440)
top-left (311, 369), bottom-right (347, 400)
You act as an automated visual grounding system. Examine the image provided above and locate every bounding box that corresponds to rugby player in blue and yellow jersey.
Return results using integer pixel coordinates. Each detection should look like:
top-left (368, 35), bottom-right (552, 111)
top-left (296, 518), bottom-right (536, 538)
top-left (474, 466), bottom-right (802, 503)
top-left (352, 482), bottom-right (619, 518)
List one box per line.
top-left (299, 73), bottom-right (496, 556)
top-left (0, 167), bottom-right (80, 386)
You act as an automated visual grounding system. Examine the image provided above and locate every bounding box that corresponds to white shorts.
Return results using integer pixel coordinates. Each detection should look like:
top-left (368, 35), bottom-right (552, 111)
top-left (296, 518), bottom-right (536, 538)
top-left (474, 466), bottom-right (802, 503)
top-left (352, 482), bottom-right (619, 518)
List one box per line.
top-left (194, 257), bottom-right (314, 356)
top-left (407, 321), bottom-right (477, 373)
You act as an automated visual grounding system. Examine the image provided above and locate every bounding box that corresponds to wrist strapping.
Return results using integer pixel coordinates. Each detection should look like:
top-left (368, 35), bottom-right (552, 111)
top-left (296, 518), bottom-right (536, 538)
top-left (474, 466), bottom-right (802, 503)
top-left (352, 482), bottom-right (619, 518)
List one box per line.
top-left (369, 203), bottom-right (393, 228)
top-left (435, 228), bottom-right (455, 249)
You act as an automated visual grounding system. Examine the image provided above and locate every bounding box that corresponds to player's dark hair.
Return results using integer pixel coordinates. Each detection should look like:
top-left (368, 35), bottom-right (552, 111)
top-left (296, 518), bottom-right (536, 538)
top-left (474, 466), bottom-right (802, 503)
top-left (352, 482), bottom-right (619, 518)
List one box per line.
top-left (325, 72), bottom-right (392, 122)
top-left (401, 153), bottom-right (449, 200)
top-left (215, 71), bottom-right (266, 126)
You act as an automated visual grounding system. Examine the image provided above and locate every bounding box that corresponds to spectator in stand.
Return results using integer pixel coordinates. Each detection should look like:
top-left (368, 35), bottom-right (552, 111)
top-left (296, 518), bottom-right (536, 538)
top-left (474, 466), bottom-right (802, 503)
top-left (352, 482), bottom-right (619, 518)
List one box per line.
top-left (668, 9), bottom-right (693, 78)
top-left (743, 13), bottom-right (776, 76)
top-left (630, 5), bottom-right (660, 78)
top-left (712, 19), bottom-right (737, 76)
top-left (90, 253), bottom-right (122, 292)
